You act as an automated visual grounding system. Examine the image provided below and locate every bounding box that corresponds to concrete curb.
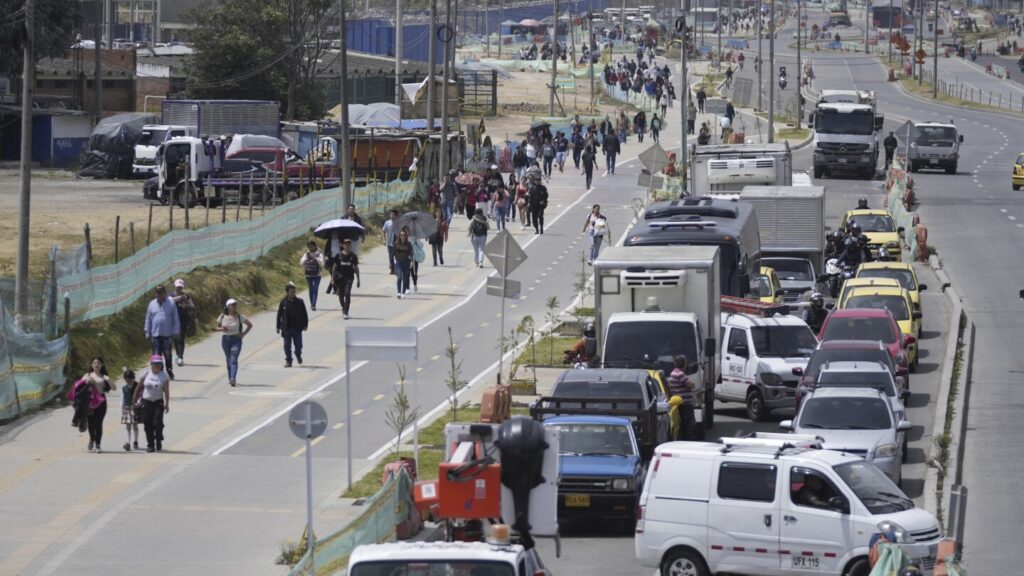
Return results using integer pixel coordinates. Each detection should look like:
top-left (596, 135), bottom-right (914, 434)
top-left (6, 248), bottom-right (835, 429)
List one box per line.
top-left (922, 258), bottom-right (973, 530)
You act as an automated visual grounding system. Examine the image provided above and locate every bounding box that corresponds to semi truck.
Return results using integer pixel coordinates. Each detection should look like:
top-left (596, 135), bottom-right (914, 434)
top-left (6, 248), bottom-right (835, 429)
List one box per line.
top-left (689, 143), bottom-right (793, 196)
top-left (810, 89), bottom-right (885, 179)
top-left (160, 100), bottom-right (281, 139)
top-left (591, 245), bottom-right (721, 435)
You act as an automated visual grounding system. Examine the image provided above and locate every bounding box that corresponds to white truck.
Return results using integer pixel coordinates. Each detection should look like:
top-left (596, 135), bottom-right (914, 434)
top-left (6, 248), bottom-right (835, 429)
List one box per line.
top-left (689, 143), bottom-right (793, 196)
top-left (592, 245), bottom-right (721, 435)
top-left (156, 136), bottom-right (224, 207)
top-left (810, 89), bottom-right (885, 179)
top-left (132, 125), bottom-right (195, 176)
top-left (906, 121), bottom-right (963, 174)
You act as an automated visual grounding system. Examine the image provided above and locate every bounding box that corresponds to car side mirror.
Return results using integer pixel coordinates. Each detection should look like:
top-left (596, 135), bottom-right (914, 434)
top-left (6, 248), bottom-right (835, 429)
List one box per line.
top-left (705, 337), bottom-right (717, 357)
top-left (734, 344), bottom-right (749, 358)
top-left (912, 311), bottom-right (922, 320)
top-left (828, 496), bottom-right (849, 513)
top-left (959, 135), bottom-right (964, 143)
top-left (792, 367), bottom-right (804, 376)
top-left (779, 419), bottom-right (794, 430)
top-left (897, 420), bottom-right (913, 431)
top-left (919, 284), bottom-right (927, 292)
top-left (904, 334), bottom-right (917, 346)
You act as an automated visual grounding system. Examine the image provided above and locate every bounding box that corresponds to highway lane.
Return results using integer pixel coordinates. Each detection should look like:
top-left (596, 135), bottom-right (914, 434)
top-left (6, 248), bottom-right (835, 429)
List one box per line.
top-left (760, 22), bottom-right (1024, 572)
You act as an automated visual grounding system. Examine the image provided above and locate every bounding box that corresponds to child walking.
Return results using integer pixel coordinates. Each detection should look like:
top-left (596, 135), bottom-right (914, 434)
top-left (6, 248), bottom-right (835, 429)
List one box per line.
top-left (121, 369), bottom-right (140, 451)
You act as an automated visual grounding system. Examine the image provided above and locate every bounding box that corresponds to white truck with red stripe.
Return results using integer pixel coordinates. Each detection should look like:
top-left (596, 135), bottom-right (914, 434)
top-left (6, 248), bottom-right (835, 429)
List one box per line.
top-left (635, 435), bottom-right (943, 576)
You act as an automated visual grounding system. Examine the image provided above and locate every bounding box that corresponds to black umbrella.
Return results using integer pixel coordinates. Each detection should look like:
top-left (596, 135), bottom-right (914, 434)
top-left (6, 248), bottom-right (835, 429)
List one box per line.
top-left (396, 211), bottom-right (438, 240)
top-left (530, 120), bottom-right (552, 130)
top-left (313, 218), bottom-right (365, 240)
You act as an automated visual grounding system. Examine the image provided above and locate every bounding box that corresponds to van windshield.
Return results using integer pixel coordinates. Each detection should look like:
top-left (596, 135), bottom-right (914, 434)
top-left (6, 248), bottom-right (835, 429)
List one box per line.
top-left (138, 128), bottom-right (168, 147)
top-left (350, 561), bottom-right (516, 576)
top-left (833, 460), bottom-right (913, 513)
top-left (762, 258), bottom-right (814, 281)
top-left (913, 126), bottom-right (957, 146)
top-left (604, 321), bottom-right (698, 374)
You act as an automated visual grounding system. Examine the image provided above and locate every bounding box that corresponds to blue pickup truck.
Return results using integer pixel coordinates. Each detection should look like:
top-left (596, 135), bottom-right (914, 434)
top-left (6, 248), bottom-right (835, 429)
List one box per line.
top-left (541, 415), bottom-right (645, 533)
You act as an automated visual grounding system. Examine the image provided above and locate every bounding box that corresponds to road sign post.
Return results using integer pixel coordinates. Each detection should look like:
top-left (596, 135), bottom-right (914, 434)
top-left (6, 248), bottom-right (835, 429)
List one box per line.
top-left (289, 400), bottom-right (328, 570)
top-left (485, 230), bottom-right (527, 384)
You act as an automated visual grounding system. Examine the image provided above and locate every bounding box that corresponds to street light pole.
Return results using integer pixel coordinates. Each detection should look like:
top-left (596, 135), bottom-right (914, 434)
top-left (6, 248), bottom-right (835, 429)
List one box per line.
top-left (15, 0), bottom-right (34, 321)
top-left (768, 0), bottom-right (775, 142)
top-left (717, 1), bottom-right (722, 68)
top-left (797, 0), bottom-right (802, 130)
top-left (589, 7), bottom-right (596, 113)
top-left (339, 0), bottom-right (352, 209)
top-left (680, 9), bottom-right (689, 196)
top-left (865, 0), bottom-right (870, 53)
top-left (395, 0), bottom-right (403, 108)
top-left (550, 0), bottom-right (559, 116)
top-left (918, 0), bottom-right (924, 84)
top-left (440, 0), bottom-right (452, 179)
top-left (932, 0), bottom-right (939, 97)
top-left (888, 0), bottom-right (893, 62)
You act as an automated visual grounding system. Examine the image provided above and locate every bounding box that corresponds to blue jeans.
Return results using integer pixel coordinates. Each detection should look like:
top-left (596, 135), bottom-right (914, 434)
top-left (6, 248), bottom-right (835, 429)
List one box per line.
top-left (590, 234), bottom-right (604, 262)
top-left (281, 329), bottom-right (303, 363)
top-left (151, 336), bottom-right (174, 373)
top-left (221, 335), bottom-right (242, 382)
top-left (396, 260), bottom-right (411, 294)
top-left (508, 198), bottom-right (516, 221)
top-left (495, 206), bottom-right (507, 230)
top-left (471, 235), bottom-right (487, 266)
top-left (305, 275), bottom-right (321, 309)
top-left (442, 201), bottom-right (454, 225)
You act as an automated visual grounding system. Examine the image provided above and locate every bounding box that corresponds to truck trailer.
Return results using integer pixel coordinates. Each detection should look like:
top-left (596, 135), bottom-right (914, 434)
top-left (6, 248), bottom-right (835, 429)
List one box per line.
top-left (160, 100), bottom-right (281, 139)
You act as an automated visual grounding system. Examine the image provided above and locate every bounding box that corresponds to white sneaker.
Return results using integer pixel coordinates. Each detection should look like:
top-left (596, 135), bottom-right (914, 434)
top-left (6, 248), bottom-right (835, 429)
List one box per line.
top-left (344, 313), bottom-right (350, 319)
top-left (414, 285), bottom-right (418, 293)
top-left (398, 293), bottom-right (404, 299)
top-left (176, 357), bottom-right (184, 367)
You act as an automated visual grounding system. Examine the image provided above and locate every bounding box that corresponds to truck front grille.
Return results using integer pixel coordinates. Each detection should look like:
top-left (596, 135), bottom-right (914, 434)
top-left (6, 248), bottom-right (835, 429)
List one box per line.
top-left (910, 527), bottom-right (942, 542)
top-left (818, 142), bottom-right (870, 153)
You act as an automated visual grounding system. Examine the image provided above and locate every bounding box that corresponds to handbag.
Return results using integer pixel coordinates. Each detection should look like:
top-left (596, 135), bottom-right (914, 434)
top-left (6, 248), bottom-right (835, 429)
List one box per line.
top-left (413, 241), bottom-right (426, 264)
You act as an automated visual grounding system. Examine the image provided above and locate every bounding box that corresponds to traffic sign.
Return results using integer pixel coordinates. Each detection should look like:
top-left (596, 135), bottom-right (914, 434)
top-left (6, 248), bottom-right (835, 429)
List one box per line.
top-left (289, 400), bottom-right (328, 440)
top-left (486, 277), bottom-right (521, 299)
top-left (485, 229), bottom-right (527, 277)
top-left (638, 142), bottom-right (670, 173)
top-left (914, 48), bottom-right (927, 63)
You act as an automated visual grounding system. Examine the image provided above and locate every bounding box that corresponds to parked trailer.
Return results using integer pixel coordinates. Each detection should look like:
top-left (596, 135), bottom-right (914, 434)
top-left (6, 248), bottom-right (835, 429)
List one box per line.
top-left (161, 100), bottom-right (281, 139)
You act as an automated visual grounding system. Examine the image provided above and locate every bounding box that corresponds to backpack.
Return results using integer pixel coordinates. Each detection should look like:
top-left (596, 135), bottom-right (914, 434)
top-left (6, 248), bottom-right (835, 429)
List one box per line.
top-left (471, 219), bottom-right (487, 236)
top-left (593, 217), bottom-right (608, 236)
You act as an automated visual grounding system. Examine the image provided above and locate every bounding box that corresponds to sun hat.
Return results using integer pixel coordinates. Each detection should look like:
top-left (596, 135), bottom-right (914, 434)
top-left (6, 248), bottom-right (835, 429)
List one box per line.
top-left (174, 278), bottom-right (185, 288)
top-left (150, 355), bottom-right (164, 364)
top-left (226, 298), bottom-right (238, 306)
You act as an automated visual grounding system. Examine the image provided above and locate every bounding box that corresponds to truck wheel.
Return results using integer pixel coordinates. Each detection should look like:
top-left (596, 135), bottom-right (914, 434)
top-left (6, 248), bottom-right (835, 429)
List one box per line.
top-left (813, 167), bottom-right (824, 179)
top-left (661, 548), bottom-right (708, 576)
top-left (746, 389), bottom-right (767, 422)
top-left (843, 558), bottom-right (870, 576)
top-left (175, 181), bottom-right (197, 208)
top-left (946, 163), bottom-right (957, 175)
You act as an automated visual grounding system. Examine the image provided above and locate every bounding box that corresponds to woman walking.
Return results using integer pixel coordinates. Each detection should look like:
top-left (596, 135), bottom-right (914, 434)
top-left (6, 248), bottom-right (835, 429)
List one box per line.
top-left (215, 299), bottom-right (252, 386)
top-left (582, 204), bottom-right (611, 263)
top-left (492, 184), bottom-right (508, 231)
top-left (429, 207), bottom-right (449, 266)
top-left (300, 240), bottom-right (325, 311)
top-left (72, 357), bottom-right (113, 452)
top-left (393, 228), bottom-right (414, 298)
top-left (469, 208), bottom-right (490, 267)
top-left (121, 369), bottom-right (140, 451)
top-left (132, 355), bottom-right (170, 452)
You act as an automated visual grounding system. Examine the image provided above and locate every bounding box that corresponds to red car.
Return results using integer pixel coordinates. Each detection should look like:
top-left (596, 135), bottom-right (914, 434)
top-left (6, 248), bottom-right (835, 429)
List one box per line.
top-left (226, 147), bottom-right (339, 180)
top-left (817, 308), bottom-right (914, 386)
top-left (793, 339), bottom-right (910, 408)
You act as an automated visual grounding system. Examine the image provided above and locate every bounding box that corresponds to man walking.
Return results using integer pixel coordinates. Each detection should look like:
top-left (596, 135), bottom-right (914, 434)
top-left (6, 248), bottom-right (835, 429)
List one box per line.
top-left (528, 179), bottom-right (548, 235)
top-left (603, 131), bottom-right (621, 175)
top-left (382, 208), bottom-right (399, 275)
top-left (696, 86), bottom-right (707, 113)
top-left (581, 145), bottom-right (597, 190)
top-left (440, 170), bottom-right (458, 224)
top-left (332, 238), bottom-right (360, 319)
top-left (276, 283), bottom-right (309, 368)
top-left (170, 279), bottom-right (195, 367)
top-left (883, 131), bottom-right (899, 169)
top-left (143, 285), bottom-right (179, 380)
top-left (345, 204), bottom-right (365, 254)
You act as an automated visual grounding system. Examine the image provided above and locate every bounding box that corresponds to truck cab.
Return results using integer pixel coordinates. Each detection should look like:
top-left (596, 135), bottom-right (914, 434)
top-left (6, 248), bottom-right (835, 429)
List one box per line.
top-left (133, 125), bottom-right (194, 176)
top-left (810, 102), bottom-right (883, 179)
top-left (907, 122), bottom-right (962, 174)
top-left (156, 136), bottom-right (222, 207)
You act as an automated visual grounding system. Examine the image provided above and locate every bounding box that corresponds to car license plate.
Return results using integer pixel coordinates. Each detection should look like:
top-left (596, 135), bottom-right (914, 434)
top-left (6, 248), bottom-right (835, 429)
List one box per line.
top-left (837, 158), bottom-right (848, 163)
top-left (930, 159), bottom-right (938, 164)
top-left (565, 494), bottom-right (590, 507)
top-left (792, 555), bottom-right (820, 569)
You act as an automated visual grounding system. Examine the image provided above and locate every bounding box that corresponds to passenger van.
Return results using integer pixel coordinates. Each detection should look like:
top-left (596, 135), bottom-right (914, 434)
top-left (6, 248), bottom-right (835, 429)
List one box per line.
top-left (626, 196), bottom-right (760, 297)
top-left (635, 435), bottom-right (943, 576)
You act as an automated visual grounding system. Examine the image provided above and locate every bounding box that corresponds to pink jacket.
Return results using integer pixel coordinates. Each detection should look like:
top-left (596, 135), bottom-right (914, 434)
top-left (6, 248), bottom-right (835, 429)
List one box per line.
top-left (67, 378), bottom-right (106, 410)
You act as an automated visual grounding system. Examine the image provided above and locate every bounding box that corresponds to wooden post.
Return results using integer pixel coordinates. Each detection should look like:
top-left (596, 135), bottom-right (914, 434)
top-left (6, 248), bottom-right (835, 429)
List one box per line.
top-left (205, 192), bottom-right (211, 227)
top-left (147, 203), bottom-right (153, 245)
top-left (184, 195), bottom-right (190, 229)
top-left (84, 223), bottom-right (92, 267)
top-left (248, 181), bottom-right (254, 220)
top-left (222, 188), bottom-right (227, 223)
top-left (114, 215), bottom-right (120, 263)
top-left (168, 188), bottom-right (174, 231)
top-left (129, 221), bottom-right (135, 254)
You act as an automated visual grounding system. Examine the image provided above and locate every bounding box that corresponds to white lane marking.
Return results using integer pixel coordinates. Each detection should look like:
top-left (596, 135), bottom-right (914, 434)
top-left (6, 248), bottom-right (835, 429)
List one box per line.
top-left (1010, 216), bottom-right (1017, 221)
top-left (1001, 209), bottom-right (1008, 213)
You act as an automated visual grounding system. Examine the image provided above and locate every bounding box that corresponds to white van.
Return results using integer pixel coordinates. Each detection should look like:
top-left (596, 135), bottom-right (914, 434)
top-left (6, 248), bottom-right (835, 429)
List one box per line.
top-left (717, 312), bottom-right (818, 421)
top-left (635, 436), bottom-right (942, 576)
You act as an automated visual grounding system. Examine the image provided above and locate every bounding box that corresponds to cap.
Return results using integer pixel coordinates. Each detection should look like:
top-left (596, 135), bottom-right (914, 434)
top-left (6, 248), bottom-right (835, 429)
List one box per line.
top-left (150, 354), bottom-right (164, 364)
top-left (226, 298), bottom-right (238, 306)
top-left (174, 278), bottom-right (185, 288)
top-left (490, 164), bottom-right (499, 170)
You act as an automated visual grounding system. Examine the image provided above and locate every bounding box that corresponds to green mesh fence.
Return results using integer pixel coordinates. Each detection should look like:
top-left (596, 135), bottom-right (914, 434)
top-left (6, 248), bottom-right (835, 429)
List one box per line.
top-left (287, 469), bottom-right (413, 576)
top-left (0, 297), bottom-right (69, 421)
top-left (58, 180), bottom-right (418, 325)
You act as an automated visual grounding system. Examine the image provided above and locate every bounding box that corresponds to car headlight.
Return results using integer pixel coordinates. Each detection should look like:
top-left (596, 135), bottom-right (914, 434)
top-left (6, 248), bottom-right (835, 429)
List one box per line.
top-left (876, 520), bottom-right (912, 543)
top-left (612, 478), bottom-right (633, 490)
top-left (876, 443), bottom-right (898, 458)
top-left (759, 372), bottom-right (783, 386)
top-left (895, 352), bottom-right (908, 367)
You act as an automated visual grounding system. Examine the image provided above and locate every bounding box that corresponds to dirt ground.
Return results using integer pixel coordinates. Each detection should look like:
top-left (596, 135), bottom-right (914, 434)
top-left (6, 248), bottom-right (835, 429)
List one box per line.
top-left (0, 168), bottom-right (264, 279)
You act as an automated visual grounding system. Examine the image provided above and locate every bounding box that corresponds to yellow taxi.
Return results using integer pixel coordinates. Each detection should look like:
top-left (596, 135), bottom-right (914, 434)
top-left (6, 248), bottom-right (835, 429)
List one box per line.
top-left (751, 266), bottom-right (784, 304)
top-left (1013, 153), bottom-right (1024, 190)
top-left (837, 277), bottom-right (902, 309)
top-left (856, 261), bottom-right (927, 316)
top-left (839, 284), bottom-right (922, 370)
top-left (840, 209), bottom-right (903, 261)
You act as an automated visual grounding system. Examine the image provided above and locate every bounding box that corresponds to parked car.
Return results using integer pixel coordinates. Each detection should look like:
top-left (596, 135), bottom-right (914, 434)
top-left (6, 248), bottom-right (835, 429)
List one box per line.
top-left (795, 339), bottom-right (909, 407)
top-left (817, 308), bottom-right (914, 380)
top-left (781, 386), bottom-right (912, 484)
top-left (542, 415), bottom-right (644, 532)
top-left (718, 312), bottom-right (818, 421)
top-left (635, 434), bottom-right (942, 576)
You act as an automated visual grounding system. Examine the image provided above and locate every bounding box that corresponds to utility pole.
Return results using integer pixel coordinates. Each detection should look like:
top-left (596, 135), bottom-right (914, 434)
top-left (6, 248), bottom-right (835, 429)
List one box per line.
top-left (395, 0), bottom-right (403, 108)
top-left (768, 0), bottom-right (775, 142)
top-left (888, 0), bottom-right (893, 62)
top-left (589, 6), bottom-right (595, 112)
top-left (339, 0), bottom-right (352, 209)
top-left (440, 0), bottom-right (452, 179)
top-left (427, 0), bottom-right (437, 136)
top-left (621, 0), bottom-right (626, 34)
top-left (15, 0), bottom-right (35, 321)
top-left (918, 0), bottom-right (924, 84)
top-left (485, 0), bottom-right (490, 58)
top-left (680, 8), bottom-right (689, 196)
top-left (716, 0), bottom-right (722, 68)
top-left (865, 0), bottom-right (870, 53)
top-left (796, 0), bottom-right (801, 130)
top-left (757, 1), bottom-right (763, 110)
top-left (932, 0), bottom-right (939, 97)
top-left (94, 2), bottom-right (103, 121)
top-left (498, 0), bottom-right (503, 59)
top-left (550, 0), bottom-right (559, 116)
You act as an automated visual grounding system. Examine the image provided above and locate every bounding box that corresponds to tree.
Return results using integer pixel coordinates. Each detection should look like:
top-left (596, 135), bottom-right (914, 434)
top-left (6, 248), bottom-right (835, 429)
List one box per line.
top-left (444, 327), bottom-right (467, 422)
top-left (184, 0), bottom-right (334, 120)
top-left (384, 364), bottom-right (419, 455)
top-left (0, 0), bottom-right (80, 78)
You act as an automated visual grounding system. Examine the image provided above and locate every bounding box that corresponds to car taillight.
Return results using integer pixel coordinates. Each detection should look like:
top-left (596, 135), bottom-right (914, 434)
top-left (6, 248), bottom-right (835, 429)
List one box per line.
top-left (636, 504), bottom-right (645, 533)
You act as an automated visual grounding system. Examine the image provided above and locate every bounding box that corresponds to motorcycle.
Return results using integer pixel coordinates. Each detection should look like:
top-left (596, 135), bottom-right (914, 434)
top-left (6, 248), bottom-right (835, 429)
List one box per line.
top-left (823, 258), bottom-right (855, 299)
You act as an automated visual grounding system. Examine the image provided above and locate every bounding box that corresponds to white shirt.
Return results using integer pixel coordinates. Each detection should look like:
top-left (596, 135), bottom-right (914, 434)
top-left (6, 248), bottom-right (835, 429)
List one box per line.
top-left (141, 370), bottom-right (169, 402)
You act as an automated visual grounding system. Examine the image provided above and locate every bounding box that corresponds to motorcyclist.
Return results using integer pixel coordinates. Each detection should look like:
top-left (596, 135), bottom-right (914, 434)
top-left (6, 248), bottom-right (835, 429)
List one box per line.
top-left (824, 230), bottom-right (845, 259)
top-left (778, 66), bottom-right (788, 89)
top-left (857, 197), bottom-right (870, 210)
top-left (838, 226), bottom-right (870, 269)
top-left (803, 292), bottom-right (829, 334)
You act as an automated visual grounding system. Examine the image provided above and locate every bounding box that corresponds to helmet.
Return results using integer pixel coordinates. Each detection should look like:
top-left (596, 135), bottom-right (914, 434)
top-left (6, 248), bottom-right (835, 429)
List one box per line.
top-left (810, 292), bottom-right (824, 308)
top-left (857, 197), bottom-right (869, 209)
top-left (877, 247), bottom-right (889, 261)
top-left (849, 221), bottom-right (862, 236)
